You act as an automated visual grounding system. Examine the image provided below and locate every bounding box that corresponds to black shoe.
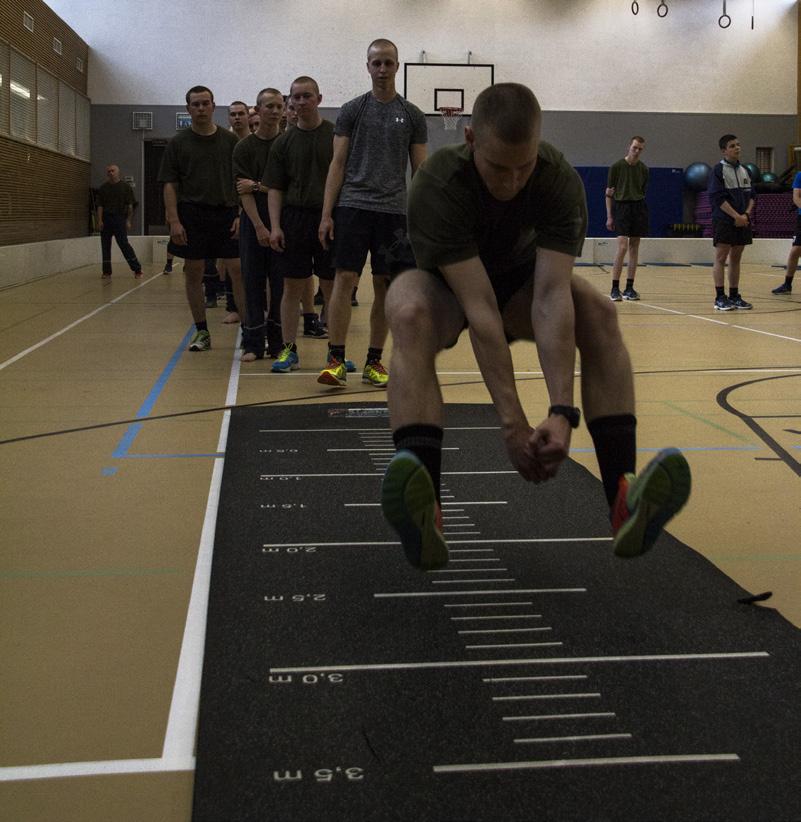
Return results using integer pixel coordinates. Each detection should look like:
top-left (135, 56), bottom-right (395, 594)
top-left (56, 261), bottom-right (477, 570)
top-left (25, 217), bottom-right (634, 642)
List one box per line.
top-left (772, 282), bottom-right (792, 294)
top-left (303, 314), bottom-right (328, 338)
top-left (731, 294), bottom-right (753, 310)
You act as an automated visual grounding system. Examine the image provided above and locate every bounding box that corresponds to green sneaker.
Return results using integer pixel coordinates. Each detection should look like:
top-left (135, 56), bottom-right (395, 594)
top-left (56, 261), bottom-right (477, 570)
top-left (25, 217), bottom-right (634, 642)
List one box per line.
top-left (381, 450), bottom-right (447, 570)
top-left (188, 330), bottom-right (211, 351)
top-left (318, 356), bottom-right (347, 386)
top-left (362, 360), bottom-right (389, 388)
top-left (611, 448), bottom-right (691, 558)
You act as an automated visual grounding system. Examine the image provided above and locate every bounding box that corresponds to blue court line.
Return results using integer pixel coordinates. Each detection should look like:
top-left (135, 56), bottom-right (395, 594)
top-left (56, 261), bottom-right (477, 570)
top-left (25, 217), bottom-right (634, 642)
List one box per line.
top-left (110, 327), bottom-right (206, 463)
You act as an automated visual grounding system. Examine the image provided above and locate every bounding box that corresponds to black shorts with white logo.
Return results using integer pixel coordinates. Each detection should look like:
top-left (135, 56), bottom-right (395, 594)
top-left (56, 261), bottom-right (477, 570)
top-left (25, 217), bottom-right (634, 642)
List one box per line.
top-left (332, 206), bottom-right (416, 276)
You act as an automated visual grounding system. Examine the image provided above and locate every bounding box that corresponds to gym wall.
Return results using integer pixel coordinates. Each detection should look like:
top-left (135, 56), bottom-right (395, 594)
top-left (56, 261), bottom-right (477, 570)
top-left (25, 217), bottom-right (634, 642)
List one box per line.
top-left (15, 0), bottom-right (801, 240)
top-left (0, 0), bottom-right (90, 245)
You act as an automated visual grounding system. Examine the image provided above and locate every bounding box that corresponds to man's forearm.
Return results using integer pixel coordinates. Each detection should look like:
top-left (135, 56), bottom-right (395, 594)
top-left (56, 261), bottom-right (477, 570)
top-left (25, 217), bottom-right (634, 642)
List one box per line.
top-left (467, 307), bottom-right (528, 431)
top-left (533, 294), bottom-right (576, 409)
top-left (321, 163), bottom-right (345, 220)
top-left (240, 192), bottom-right (265, 230)
top-left (163, 183), bottom-right (179, 223)
top-left (267, 189), bottom-right (283, 229)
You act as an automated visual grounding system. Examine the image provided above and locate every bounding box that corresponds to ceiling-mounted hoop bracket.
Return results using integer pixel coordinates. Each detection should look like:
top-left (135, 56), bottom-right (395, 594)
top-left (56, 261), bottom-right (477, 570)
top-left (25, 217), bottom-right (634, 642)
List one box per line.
top-left (657, 2), bottom-right (668, 17)
top-left (631, 1), bottom-right (639, 15)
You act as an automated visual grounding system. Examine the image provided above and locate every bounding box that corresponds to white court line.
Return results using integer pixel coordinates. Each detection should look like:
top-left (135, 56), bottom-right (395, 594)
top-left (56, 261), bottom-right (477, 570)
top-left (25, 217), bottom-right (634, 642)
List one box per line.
top-left (0, 325), bottom-right (243, 784)
top-left (487, 675), bottom-right (584, 682)
top-left (637, 301), bottom-right (801, 344)
top-left (0, 273), bottom-right (162, 371)
top-left (161, 333), bottom-right (242, 764)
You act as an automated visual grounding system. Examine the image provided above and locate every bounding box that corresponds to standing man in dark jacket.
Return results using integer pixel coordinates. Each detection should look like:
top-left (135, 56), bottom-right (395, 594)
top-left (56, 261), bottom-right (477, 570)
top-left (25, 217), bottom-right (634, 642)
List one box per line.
top-left (96, 164), bottom-right (143, 280)
top-left (708, 134), bottom-right (754, 311)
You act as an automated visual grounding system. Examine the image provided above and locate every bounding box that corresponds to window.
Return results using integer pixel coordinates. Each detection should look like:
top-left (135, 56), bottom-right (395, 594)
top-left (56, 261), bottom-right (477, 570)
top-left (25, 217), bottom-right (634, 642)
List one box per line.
top-left (0, 40), bottom-right (9, 135)
top-left (52, 37), bottom-right (62, 55)
top-left (58, 81), bottom-right (75, 155)
top-left (36, 67), bottom-right (57, 149)
top-left (23, 12), bottom-right (34, 33)
top-left (75, 93), bottom-right (90, 160)
top-left (10, 49), bottom-right (35, 142)
top-left (755, 147), bottom-right (773, 174)
top-left (75, 56), bottom-right (83, 73)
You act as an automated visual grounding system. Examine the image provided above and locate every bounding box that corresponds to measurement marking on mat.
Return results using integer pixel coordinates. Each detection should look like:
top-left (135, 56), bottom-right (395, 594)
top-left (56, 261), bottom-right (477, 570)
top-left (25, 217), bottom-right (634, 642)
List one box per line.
top-left (432, 754), bottom-right (741, 774)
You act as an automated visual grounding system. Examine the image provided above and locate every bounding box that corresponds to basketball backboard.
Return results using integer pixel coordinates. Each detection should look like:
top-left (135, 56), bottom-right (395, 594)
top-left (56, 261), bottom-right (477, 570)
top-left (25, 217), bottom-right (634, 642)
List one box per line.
top-left (403, 63), bottom-right (494, 116)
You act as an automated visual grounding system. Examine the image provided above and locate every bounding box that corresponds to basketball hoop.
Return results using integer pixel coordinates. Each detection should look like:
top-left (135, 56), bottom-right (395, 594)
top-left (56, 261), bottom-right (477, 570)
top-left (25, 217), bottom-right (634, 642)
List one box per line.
top-left (439, 107), bottom-right (463, 131)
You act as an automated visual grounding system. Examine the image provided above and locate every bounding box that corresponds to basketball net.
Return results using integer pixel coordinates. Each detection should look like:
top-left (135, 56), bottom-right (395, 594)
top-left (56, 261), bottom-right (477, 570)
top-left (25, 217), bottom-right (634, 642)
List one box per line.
top-left (439, 107), bottom-right (463, 131)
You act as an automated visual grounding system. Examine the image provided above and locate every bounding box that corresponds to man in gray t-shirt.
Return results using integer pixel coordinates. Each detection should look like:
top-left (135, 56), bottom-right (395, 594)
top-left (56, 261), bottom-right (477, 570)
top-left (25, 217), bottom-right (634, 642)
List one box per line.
top-left (317, 37), bottom-right (427, 389)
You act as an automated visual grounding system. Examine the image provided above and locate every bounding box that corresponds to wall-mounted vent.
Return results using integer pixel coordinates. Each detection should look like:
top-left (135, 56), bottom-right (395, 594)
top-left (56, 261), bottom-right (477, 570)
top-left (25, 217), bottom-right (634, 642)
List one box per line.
top-left (23, 11), bottom-right (34, 32)
top-left (132, 111), bottom-right (153, 130)
top-left (52, 37), bottom-right (62, 55)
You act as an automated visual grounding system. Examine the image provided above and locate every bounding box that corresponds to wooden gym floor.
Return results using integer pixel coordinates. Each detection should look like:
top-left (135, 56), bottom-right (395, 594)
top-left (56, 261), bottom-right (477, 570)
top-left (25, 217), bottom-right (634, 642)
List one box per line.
top-left (0, 259), bottom-right (799, 821)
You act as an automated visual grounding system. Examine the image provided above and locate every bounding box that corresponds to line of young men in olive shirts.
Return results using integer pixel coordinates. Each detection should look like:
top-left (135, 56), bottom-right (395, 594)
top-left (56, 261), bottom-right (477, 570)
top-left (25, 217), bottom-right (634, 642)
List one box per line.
top-left (158, 38), bottom-right (426, 388)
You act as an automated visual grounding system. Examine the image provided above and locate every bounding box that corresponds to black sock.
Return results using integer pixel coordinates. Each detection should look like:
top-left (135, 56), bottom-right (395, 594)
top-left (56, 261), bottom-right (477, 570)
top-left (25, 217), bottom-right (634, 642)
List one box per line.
top-left (587, 414), bottom-right (637, 508)
top-left (328, 344), bottom-right (345, 363)
top-left (715, 286), bottom-right (725, 298)
top-left (366, 347), bottom-right (383, 365)
top-left (196, 321), bottom-right (208, 332)
top-left (786, 276), bottom-right (794, 286)
top-left (625, 279), bottom-right (634, 290)
top-left (393, 424), bottom-right (444, 504)
top-left (612, 279), bottom-right (620, 290)
top-left (729, 288), bottom-right (739, 299)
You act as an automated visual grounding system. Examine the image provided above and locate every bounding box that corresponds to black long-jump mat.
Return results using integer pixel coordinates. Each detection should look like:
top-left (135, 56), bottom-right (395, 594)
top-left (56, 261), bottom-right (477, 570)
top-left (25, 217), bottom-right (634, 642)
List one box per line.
top-left (193, 403), bottom-right (801, 822)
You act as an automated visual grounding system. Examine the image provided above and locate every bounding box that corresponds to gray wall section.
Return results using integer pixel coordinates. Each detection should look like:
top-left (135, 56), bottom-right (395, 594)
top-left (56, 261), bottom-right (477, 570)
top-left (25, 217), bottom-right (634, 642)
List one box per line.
top-left (91, 104), bottom-right (797, 234)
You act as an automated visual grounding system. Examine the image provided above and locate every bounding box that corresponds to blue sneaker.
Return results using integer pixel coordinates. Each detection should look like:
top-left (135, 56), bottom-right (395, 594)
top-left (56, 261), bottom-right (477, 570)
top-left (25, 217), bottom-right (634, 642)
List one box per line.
top-left (271, 344), bottom-right (299, 373)
top-left (381, 450), bottom-right (447, 570)
top-left (611, 448), bottom-right (691, 558)
top-left (345, 359), bottom-right (356, 373)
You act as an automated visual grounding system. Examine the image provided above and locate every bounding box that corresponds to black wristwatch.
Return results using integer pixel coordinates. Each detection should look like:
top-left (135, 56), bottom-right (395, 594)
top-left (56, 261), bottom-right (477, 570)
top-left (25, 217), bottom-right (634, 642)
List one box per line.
top-left (548, 405), bottom-right (581, 429)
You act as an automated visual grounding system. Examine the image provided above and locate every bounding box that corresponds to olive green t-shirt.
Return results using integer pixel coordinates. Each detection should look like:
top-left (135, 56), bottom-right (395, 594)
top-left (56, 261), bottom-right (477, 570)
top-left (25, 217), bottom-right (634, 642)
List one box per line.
top-left (232, 132), bottom-right (280, 182)
top-left (408, 141), bottom-right (587, 272)
top-left (96, 180), bottom-right (137, 215)
top-left (607, 158), bottom-right (649, 201)
top-left (262, 120), bottom-right (334, 209)
top-left (158, 126), bottom-right (239, 207)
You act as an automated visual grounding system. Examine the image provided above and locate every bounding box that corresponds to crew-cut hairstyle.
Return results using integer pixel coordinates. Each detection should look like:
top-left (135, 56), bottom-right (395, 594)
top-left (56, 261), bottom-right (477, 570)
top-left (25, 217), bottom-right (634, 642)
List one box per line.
top-left (367, 38), bottom-right (398, 60)
top-left (472, 83), bottom-right (541, 144)
top-left (719, 133), bottom-right (737, 150)
top-left (256, 87), bottom-right (283, 106)
top-left (290, 76), bottom-right (320, 95)
top-left (185, 85), bottom-right (214, 104)
top-left (229, 100), bottom-right (248, 111)
top-left (631, 135), bottom-right (645, 144)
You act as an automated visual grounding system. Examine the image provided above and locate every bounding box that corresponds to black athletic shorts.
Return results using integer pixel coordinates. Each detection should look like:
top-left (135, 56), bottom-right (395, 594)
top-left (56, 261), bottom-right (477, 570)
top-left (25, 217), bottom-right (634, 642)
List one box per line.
top-left (272, 205), bottom-right (334, 281)
top-left (332, 206), bottom-right (417, 276)
top-left (712, 219), bottom-right (753, 247)
top-left (412, 258), bottom-right (535, 349)
top-left (793, 214), bottom-right (801, 246)
top-left (168, 202), bottom-right (239, 260)
top-left (613, 199), bottom-right (649, 238)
